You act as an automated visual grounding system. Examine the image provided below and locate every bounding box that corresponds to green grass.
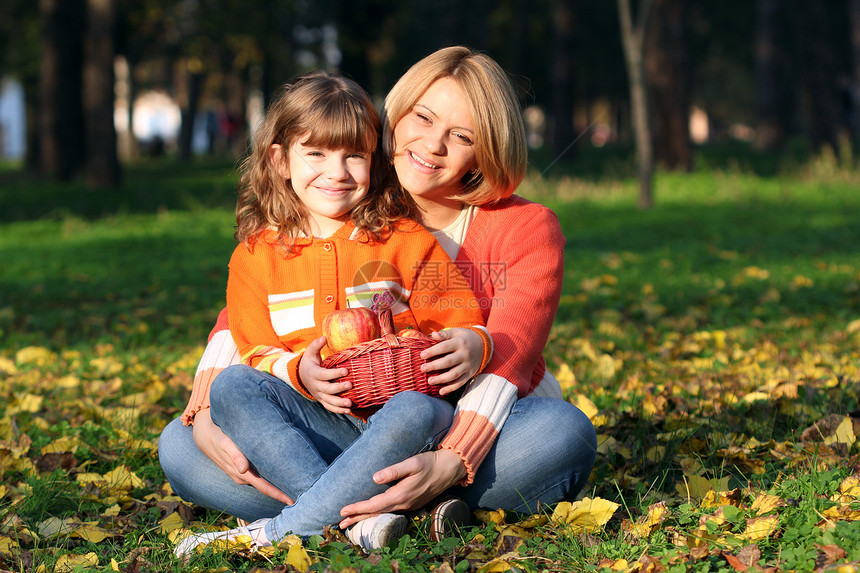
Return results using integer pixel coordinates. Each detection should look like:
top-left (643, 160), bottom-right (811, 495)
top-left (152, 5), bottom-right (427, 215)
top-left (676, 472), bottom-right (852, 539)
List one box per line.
top-left (1, 148), bottom-right (860, 572)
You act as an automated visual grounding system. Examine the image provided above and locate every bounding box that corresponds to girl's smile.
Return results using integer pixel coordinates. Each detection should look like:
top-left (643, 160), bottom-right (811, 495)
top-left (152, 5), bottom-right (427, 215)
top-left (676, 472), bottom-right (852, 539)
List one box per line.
top-left (270, 138), bottom-right (371, 238)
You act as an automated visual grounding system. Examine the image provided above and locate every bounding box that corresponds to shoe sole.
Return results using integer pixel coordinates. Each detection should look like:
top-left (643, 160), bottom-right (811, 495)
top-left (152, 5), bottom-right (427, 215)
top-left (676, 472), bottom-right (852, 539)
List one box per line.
top-left (429, 499), bottom-right (471, 542)
top-left (373, 514), bottom-right (408, 549)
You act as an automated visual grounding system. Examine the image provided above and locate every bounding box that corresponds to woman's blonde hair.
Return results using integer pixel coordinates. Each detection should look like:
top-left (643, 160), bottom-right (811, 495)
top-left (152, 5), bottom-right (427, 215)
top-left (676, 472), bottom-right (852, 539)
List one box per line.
top-left (383, 46), bottom-right (527, 205)
top-left (236, 71), bottom-right (413, 245)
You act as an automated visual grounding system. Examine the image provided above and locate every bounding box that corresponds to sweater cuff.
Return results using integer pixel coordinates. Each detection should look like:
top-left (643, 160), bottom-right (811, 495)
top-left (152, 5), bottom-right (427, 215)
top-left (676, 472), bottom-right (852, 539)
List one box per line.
top-left (271, 352), bottom-right (313, 400)
top-left (181, 328), bottom-right (241, 426)
top-left (438, 373), bottom-right (517, 485)
top-left (465, 325), bottom-right (493, 375)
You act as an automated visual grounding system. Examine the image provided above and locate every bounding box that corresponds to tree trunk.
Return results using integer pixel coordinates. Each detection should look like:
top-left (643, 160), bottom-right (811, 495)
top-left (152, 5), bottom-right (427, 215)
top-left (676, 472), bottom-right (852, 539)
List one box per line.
top-left (83, 0), bottom-right (120, 187)
top-left (39, 0), bottom-right (85, 180)
top-left (550, 0), bottom-right (576, 163)
top-left (618, 0), bottom-right (654, 209)
top-left (754, 0), bottom-right (783, 150)
top-left (178, 62), bottom-right (204, 161)
top-left (794, 2), bottom-right (841, 152)
top-left (850, 0), bottom-right (860, 144)
top-left (644, 0), bottom-right (692, 171)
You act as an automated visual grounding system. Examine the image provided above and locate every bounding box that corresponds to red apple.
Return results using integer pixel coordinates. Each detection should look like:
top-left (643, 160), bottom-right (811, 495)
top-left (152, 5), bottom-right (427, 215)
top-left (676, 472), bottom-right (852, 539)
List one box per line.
top-left (399, 328), bottom-right (430, 340)
top-left (322, 307), bottom-right (380, 353)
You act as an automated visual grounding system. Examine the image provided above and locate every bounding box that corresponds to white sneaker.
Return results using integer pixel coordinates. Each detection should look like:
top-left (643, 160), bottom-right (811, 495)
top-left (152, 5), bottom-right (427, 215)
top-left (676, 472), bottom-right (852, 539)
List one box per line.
top-left (345, 513), bottom-right (408, 552)
top-left (173, 517), bottom-right (272, 558)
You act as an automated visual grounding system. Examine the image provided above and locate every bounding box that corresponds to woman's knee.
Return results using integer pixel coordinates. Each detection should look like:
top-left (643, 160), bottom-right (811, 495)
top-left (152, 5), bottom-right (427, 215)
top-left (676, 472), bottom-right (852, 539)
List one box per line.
top-left (517, 397), bottom-right (597, 468)
top-left (157, 417), bottom-right (194, 497)
top-left (209, 364), bottom-right (256, 412)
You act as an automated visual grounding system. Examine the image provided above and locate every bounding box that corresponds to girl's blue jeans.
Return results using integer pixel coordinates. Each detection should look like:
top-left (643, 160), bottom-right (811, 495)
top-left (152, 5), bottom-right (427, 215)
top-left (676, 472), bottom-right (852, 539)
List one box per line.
top-left (158, 364), bottom-right (596, 540)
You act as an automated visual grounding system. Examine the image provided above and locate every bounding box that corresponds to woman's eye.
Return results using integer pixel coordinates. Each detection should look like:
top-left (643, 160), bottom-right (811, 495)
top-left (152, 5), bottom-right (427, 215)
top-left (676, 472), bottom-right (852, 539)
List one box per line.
top-left (454, 132), bottom-right (473, 145)
top-left (415, 112), bottom-right (431, 123)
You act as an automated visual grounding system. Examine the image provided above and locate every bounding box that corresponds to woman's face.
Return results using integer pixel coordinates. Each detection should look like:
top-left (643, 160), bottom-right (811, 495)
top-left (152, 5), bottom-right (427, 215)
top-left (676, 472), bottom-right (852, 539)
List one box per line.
top-left (391, 78), bottom-right (477, 206)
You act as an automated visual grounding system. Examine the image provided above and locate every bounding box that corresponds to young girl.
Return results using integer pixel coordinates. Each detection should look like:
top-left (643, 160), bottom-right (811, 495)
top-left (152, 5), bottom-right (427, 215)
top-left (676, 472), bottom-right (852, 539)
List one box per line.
top-left (169, 71), bottom-right (491, 556)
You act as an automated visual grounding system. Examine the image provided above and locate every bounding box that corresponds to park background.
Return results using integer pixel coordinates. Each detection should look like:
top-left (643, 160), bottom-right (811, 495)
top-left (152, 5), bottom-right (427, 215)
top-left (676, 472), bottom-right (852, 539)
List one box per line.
top-left (1, 1), bottom-right (860, 572)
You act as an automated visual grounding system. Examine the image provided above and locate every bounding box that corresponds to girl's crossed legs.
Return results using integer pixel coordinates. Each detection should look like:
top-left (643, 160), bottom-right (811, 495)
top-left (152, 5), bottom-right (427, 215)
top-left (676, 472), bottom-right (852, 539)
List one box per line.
top-left (159, 368), bottom-right (596, 539)
top-left (208, 364), bottom-right (453, 540)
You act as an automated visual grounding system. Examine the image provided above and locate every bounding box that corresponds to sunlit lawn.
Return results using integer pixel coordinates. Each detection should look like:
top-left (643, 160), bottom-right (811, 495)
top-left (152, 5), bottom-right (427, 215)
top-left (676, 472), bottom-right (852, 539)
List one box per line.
top-left (1, 150), bottom-right (859, 572)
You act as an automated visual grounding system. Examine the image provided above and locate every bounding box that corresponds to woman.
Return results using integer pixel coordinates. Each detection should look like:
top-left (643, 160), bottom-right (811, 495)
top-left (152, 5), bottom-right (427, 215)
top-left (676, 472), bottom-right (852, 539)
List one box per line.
top-left (159, 46), bottom-right (596, 550)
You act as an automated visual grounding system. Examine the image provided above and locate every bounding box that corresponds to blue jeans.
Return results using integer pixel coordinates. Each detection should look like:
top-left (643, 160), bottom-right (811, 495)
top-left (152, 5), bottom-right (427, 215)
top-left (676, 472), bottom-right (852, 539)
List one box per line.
top-left (158, 365), bottom-right (596, 539)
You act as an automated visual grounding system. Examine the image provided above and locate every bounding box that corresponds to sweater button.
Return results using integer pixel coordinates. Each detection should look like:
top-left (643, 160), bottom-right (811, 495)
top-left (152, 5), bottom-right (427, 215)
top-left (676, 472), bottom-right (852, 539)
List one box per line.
top-left (323, 242), bottom-right (332, 251)
top-left (325, 295), bottom-right (334, 303)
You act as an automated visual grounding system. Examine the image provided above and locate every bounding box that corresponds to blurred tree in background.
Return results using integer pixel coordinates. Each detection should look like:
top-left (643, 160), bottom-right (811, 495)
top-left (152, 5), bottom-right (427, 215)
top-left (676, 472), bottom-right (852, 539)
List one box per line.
top-left (0, 0), bottom-right (857, 195)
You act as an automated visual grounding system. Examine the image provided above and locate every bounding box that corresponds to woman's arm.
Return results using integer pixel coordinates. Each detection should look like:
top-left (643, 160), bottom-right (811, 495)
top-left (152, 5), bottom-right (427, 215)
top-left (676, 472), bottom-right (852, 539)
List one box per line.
top-left (341, 200), bottom-right (565, 514)
top-left (437, 201), bottom-right (565, 482)
top-left (180, 308), bottom-right (236, 425)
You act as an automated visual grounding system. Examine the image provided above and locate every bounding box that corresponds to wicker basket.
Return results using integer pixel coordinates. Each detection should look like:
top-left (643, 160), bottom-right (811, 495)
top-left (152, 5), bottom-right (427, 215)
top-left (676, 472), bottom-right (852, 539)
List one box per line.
top-left (321, 308), bottom-right (439, 408)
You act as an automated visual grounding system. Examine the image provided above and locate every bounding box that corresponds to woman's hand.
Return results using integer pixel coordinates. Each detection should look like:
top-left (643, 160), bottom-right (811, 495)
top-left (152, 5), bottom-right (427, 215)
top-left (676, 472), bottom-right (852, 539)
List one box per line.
top-left (338, 448), bottom-right (467, 528)
top-left (299, 336), bottom-right (354, 414)
top-left (421, 327), bottom-right (484, 395)
top-left (192, 408), bottom-right (293, 505)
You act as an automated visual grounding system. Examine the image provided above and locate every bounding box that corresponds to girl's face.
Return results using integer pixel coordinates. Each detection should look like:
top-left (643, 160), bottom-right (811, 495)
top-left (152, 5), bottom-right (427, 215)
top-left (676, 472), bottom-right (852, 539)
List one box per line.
top-left (391, 78), bottom-right (477, 209)
top-left (274, 139), bottom-right (371, 238)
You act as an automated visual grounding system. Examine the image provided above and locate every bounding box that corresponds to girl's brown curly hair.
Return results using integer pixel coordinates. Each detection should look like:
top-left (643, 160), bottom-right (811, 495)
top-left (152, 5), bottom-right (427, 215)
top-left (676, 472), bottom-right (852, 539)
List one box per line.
top-left (235, 71), bottom-right (414, 248)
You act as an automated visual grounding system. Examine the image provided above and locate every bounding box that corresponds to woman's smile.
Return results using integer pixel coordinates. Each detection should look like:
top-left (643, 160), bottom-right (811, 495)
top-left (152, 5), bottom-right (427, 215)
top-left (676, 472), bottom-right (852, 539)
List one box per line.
top-left (392, 77), bottom-right (477, 204)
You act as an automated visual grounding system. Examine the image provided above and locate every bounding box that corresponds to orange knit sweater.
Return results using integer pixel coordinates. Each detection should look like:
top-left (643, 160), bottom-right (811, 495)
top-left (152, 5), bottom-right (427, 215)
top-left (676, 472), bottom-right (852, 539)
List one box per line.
top-left (225, 219), bottom-right (489, 406)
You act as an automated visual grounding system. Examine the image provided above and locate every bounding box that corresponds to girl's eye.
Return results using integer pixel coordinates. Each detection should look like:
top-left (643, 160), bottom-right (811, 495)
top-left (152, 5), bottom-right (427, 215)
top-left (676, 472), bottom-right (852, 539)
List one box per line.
top-left (306, 150), bottom-right (324, 157)
top-left (348, 153), bottom-right (367, 160)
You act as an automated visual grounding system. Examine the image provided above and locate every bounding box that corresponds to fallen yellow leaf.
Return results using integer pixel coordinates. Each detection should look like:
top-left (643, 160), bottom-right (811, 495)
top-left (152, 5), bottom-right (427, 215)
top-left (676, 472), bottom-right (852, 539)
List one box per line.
top-left (571, 394), bottom-right (598, 420)
top-left (551, 497), bottom-right (620, 534)
top-left (555, 363), bottom-right (576, 394)
top-left (102, 465), bottom-right (144, 492)
top-left (475, 509), bottom-right (506, 526)
top-left (15, 346), bottom-right (56, 366)
top-left (9, 393), bottom-right (43, 414)
top-left (676, 474), bottom-right (731, 502)
top-left (40, 436), bottom-right (82, 455)
top-left (820, 504), bottom-right (860, 524)
top-left (628, 501), bottom-right (668, 538)
top-left (0, 535), bottom-right (18, 555)
top-left (54, 552), bottom-right (99, 572)
top-left (832, 474), bottom-right (860, 502)
top-left (159, 512), bottom-right (185, 535)
top-left (823, 416), bottom-right (856, 447)
top-left (286, 543), bottom-right (314, 572)
top-left (72, 521), bottom-right (112, 543)
top-left (0, 357), bottom-right (16, 375)
top-left (751, 493), bottom-right (786, 515)
top-left (37, 516), bottom-right (75, 538)
top-left (477, 558), bottom-right (515, 573)
top-left (741, 514), bottom-right (779, 540)
top-left (102, 504), bottom-right (122, 517)
top-left (700, 488), bottom-right (742, 509)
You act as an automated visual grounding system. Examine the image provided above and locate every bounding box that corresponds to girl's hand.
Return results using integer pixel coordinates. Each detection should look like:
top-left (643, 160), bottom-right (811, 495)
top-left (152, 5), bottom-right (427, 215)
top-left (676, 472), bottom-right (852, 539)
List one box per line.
top-left (299, 336), bottom-right (353, 414)
top-left (192, 408), bottom-right (293, 504)
top-left (338, 448), bottom-right (467, 528)
top-left (420, 327), bottom-right (484, 395)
